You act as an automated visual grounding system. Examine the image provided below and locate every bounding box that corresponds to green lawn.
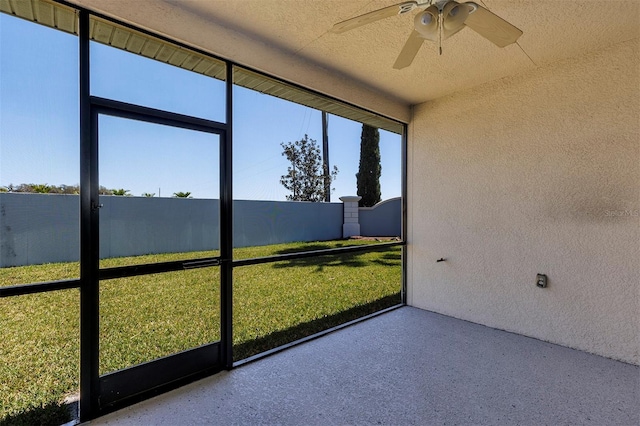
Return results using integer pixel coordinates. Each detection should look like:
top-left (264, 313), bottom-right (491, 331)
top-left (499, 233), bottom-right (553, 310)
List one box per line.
top-left (0, 240), bottom-right (401, 425)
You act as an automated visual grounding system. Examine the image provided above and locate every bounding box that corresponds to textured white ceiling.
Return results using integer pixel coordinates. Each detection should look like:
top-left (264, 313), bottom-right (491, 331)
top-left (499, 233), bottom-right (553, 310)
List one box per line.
top-left (69, 0), bottom-right (639, 121)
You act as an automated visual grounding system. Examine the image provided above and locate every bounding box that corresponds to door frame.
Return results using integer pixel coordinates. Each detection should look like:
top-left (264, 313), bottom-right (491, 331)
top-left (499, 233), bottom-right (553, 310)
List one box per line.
top-left (79, 28), bottom-right (233, 414)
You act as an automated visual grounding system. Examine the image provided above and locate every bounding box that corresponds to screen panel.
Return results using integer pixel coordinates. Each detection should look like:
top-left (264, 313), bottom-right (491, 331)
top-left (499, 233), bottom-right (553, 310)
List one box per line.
top-left (98, 115), bottom-right (220, 268)
top-left (99, 268), bottom-right (221, 375)
top-left (90, 16), bottom-right (226, 122)
top-left (233, 246), bottom-right (402, 361)
top-left (0, 11), bottom-right (80, 286)
top-left (0, 290), bottom-right (80, 423)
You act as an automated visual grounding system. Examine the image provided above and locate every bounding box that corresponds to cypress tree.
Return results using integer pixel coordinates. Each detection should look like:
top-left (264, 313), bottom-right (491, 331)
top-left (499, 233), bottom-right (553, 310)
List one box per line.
top-left (356, 124), bottom-right (381, 207)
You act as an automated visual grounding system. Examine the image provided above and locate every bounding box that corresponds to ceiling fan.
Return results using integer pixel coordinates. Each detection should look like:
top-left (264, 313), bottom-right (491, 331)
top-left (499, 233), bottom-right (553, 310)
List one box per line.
top-left (331, 0), bottom-right (523, 69)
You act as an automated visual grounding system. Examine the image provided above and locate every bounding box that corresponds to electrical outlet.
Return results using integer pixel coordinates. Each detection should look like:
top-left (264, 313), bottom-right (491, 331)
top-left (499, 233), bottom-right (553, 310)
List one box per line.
top-left (536, 274), bottom-right (547, 288)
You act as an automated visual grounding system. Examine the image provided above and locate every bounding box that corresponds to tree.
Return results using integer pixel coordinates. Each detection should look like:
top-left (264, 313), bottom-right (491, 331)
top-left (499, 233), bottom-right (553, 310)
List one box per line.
top-left (53, 184), bottom-right (79, 194)
top-left (280, 134), bottom-right (338, 202)
top-left (99, 186), bottom-right (113, 195)
top-left (26, 183), bottom-right (52, 193)
top-left (0, 183), bottom-right (81, 194)
top-left (111, 188), bottom-right (131, 196)
top-left (142, 192), bottom-right (155, 197)
top-left (173, 191), bottom-right (192, 198)
top-left (356, 124), bottom-right (381, 207)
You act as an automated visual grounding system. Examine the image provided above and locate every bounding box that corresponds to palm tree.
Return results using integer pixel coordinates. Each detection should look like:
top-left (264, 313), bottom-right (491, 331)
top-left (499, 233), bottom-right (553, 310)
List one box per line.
top-left (142, 192), bottom-right (155, 197)
top-left (173, 191), bottom-right (192, 198)
top-left (111, 188), bottom-right (131, 196)
top-left (32, 184), bottom-right (52, 193)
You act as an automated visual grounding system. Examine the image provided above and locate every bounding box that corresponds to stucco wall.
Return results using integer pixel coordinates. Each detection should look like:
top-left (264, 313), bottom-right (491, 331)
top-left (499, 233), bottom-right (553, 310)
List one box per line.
top-left (2, 195), bottom-right (404, 266)
top-left (0, 193), bottom-right (80, 267)
top-left (99, 196), bottom-right (220, 260)
top-left (359, 197), bottom-right (401, 237)
top-left (0, 194), bottom-right (344, 267)
top-left (407, 39), bottom-right (639, 365)
top-left (233, 199), bottom-right (343, 248)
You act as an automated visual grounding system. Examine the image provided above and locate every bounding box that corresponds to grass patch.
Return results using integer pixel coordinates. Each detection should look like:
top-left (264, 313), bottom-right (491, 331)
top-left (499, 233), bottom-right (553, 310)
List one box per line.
top-left (233, 246), bottom-right (401, 360)
top-left (233, 294), bottom-right (400, 361)
top-left (0, 289), bottom-right (80, 426)
top-left (0, 239), bottom-right (401, 424)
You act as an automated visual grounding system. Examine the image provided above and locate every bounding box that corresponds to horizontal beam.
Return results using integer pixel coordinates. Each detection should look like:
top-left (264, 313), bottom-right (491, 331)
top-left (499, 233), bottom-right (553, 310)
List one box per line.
top-left (0, 279), bottom-right (81, 297)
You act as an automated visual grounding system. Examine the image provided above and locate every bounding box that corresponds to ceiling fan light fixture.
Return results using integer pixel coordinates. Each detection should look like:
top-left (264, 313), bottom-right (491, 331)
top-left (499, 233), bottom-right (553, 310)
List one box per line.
top-left (442, 1), bottom-right (469, 39)
top-left (414, 5), bottom-right (439, 41)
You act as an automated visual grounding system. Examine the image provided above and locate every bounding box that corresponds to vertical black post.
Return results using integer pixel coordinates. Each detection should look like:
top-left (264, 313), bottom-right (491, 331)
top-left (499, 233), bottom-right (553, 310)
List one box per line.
top-left (79, 9), bottom-right (99, 422)
top-left (400, 122), bottom-right (408, 305)
top-left (220, 62), bottom-right (233, 369)
top-left (322, 111), bottom-right (330, 202)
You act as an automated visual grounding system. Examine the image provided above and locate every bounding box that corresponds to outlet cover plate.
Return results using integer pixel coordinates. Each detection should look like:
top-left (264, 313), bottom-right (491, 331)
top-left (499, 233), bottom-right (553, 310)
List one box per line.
top-left (536, 274), bottom-right (548, 288)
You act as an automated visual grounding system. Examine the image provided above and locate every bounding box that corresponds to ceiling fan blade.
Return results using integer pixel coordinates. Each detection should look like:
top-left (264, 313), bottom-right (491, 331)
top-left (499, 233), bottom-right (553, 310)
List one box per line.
top-left (464, 3), bottom-right (522, 47)
top-left (393, 30), bottom-right (424, 69)
top-left (331, 1), bottom-right (418, 34)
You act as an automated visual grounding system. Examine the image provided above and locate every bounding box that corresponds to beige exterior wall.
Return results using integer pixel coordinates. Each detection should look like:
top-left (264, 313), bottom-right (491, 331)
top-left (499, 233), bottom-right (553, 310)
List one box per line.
top-left (407, 39), bottom-right (639, 365)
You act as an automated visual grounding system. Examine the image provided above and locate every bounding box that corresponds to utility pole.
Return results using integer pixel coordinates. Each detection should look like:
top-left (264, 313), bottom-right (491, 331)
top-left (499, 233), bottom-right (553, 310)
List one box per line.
top-left (322, 111), bottom-right (330, 202)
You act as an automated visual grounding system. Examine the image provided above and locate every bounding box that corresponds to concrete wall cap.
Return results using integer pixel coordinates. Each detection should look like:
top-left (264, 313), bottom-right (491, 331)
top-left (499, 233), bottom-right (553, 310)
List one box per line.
top-left (339, 196), bottom-right (362, 202)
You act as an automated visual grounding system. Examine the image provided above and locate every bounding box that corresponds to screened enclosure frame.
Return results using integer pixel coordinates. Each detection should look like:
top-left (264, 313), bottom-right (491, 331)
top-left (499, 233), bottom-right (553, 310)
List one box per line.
top-left (82, 96), bottom-right (230, 415)
top-left (0, 0), bottom-right (408, 421)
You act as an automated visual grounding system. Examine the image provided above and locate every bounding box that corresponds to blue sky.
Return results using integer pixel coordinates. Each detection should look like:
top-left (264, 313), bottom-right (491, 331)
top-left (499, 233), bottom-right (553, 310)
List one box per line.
top-left (1, 13), bottom-right (401, 202)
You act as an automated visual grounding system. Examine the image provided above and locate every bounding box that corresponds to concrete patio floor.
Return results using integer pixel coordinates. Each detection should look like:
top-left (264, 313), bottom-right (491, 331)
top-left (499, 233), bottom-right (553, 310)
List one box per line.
top-left (87, 307), bottom-right (638, 425)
